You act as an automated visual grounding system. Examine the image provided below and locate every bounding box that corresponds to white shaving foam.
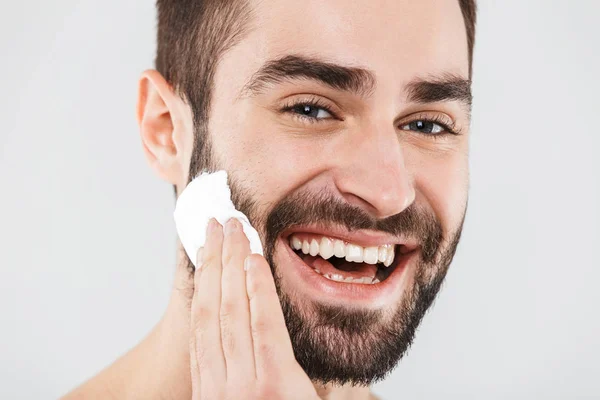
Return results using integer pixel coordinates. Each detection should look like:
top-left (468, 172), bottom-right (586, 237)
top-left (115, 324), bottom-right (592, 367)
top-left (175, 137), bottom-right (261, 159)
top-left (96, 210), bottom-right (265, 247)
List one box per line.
top-left (174, 170), bottom-right (264, 267)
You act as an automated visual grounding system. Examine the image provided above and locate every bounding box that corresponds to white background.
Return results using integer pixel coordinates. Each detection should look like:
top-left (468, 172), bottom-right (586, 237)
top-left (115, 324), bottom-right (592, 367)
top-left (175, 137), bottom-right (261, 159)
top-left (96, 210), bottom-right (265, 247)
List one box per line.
top-left (1, 1), bottom-right (598, 399)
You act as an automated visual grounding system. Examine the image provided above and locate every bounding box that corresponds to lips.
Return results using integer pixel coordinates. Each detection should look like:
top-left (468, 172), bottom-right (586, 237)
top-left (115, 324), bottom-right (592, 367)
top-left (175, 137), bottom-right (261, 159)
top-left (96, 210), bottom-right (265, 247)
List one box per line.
top-left (289, 235), bottom-right (399, 284)
top-left (276, 225), bottom-right (419, 306)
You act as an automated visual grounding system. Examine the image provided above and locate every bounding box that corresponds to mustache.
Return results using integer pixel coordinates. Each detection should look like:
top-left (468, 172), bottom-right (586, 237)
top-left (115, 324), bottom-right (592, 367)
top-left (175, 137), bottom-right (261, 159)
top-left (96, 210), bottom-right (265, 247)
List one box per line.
top-left (257, 189), bottom-right (444, 264)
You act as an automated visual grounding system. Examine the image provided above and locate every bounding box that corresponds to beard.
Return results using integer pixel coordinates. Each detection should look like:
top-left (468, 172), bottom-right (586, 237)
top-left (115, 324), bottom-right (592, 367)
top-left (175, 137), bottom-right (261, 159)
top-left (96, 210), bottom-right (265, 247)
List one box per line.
top-left (185, 131), bottom-right (466, 387)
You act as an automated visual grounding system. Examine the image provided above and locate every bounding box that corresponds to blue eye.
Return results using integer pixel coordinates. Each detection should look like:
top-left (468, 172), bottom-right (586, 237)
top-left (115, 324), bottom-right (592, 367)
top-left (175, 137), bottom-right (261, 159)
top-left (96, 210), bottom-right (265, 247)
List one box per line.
top-left (401, 120), bottom-right (445, 134)
top-left (290, 103), bottom-right (333, 120)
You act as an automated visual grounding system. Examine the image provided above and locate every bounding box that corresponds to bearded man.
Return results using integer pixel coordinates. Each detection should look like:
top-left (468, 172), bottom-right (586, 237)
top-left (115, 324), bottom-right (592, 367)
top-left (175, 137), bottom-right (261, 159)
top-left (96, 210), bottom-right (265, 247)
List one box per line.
top-left (65, 0), bottom-right (477, 398)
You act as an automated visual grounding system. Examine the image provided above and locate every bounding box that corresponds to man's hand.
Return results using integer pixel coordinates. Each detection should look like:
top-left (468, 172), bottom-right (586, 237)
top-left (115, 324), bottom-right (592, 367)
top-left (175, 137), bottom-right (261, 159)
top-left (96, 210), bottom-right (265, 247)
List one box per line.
top-left (190, 218), bottom-right (319, 400)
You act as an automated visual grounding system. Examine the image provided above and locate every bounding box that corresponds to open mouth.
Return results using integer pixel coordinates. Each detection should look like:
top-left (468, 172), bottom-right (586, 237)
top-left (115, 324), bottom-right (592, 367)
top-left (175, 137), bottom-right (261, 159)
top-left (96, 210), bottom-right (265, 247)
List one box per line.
top-left (286, 233), bottom-right (415, 285)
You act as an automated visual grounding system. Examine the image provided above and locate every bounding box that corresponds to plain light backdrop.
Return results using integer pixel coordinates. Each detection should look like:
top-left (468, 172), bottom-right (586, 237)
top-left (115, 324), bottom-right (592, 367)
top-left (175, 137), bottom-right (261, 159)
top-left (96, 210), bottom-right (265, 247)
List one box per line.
top-left (1, 1), bottom-right (598, 399)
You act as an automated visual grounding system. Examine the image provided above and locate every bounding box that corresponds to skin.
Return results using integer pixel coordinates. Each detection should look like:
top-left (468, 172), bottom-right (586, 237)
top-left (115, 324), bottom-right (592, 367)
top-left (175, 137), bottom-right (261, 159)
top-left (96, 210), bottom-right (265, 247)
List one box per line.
top-left (64, 0), bottom-right (470, 398)
top-left (190, 218), bottom-right (320, 399)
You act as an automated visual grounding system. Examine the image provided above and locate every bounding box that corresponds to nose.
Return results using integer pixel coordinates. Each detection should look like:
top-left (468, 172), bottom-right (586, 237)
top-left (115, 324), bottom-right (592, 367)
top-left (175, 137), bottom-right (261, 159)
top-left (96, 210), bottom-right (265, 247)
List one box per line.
top-left (333, 123), bottom-right (415, 219)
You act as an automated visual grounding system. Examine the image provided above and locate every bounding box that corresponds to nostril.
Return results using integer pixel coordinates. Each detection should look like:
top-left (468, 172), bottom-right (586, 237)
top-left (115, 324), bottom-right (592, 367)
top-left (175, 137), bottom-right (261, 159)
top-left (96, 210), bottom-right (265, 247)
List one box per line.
top-left (338, 192), bottom-right (381, 216)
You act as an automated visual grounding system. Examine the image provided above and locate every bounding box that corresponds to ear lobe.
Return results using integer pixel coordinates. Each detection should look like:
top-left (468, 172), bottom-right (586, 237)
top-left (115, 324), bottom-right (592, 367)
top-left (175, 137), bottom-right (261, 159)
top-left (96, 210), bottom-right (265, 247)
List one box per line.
top-left (137, 69), bottom-right (185, 184)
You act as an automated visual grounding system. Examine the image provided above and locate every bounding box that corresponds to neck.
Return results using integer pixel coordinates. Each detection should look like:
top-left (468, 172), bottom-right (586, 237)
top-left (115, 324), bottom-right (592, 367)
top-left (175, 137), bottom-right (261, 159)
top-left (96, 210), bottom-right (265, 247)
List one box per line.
top-left (63, 255), bottom-right (194, 400)
top-left (112, 258), bottom-right (195, 399)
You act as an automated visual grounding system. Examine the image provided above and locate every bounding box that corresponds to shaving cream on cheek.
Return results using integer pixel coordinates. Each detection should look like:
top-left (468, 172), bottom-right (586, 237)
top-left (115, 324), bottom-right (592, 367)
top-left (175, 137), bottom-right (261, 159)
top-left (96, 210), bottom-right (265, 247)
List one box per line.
top-left (173, 170), bottom-right (264, 267)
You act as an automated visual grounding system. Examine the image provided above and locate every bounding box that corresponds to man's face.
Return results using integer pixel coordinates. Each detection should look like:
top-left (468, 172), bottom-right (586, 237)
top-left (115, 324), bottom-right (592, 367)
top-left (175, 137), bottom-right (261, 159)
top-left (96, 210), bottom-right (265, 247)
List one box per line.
top-left (187, 0), bottom-right (470, 386)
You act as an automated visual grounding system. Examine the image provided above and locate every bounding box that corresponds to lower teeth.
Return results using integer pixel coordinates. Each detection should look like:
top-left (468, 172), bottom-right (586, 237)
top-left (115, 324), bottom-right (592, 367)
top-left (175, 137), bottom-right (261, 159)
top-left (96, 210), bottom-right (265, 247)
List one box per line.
top-left (315, 269), bottom-right (380, 284)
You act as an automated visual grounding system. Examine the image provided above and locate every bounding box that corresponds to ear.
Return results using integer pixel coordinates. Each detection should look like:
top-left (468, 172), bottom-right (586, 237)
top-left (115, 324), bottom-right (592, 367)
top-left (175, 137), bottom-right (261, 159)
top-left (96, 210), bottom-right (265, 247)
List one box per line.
top-left (136, 70), bottom-right (192, 188)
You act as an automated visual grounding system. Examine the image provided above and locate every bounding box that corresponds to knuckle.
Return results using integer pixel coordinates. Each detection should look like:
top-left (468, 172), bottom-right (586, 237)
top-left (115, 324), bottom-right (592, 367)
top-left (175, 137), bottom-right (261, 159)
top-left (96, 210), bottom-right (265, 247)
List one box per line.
top-left (251, 318), bottom-right (272, 338)
top-left (200, 253), bottom-right (220, 270)
top-left (246, 278), bottom-right (262, 299)
top-left (191, 306), bottom-right (215, 332)
top-left (256, 340), bottom-right (274, 357)
top-left (248, 277), bottom-right (277, 299)
top-left (219, 300), bottom-right (239, 321)
top-left (222, 243), bottom-right (249, 268)
top-left (221, 251), bottom-right (235, 267)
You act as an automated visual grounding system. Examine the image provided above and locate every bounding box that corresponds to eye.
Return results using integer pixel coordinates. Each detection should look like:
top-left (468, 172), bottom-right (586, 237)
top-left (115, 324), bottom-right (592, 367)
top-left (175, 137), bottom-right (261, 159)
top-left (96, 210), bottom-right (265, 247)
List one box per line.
top-left (280, 95), bottom-right (338, 123)
top-left (400, 120), bottom-right (446, 134)
top-left (289, 103), bottom-right (333, 120)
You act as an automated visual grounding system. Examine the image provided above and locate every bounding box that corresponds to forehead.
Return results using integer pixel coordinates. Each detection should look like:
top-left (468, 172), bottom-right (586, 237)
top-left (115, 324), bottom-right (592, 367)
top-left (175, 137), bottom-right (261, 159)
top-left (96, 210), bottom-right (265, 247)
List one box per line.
top-left (216, 0), bottom-right (469, 95)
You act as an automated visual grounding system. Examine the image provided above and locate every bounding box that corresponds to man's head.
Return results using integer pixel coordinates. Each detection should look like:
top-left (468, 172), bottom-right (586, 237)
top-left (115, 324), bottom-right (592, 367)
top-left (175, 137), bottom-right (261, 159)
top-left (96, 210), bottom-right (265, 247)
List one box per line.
top-left (138, 0), bottom-right (476, 387)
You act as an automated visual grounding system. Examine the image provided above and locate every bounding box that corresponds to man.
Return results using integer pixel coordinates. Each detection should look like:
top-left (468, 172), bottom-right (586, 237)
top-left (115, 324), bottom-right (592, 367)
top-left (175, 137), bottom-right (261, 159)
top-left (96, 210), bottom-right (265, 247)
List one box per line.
top-left (65, 0), bottom-right (476, 398)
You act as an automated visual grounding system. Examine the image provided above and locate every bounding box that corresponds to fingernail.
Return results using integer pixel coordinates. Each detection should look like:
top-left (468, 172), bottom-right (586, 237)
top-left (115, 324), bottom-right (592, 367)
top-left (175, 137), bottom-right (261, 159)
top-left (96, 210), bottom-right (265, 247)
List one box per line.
top-left (224, 218), bottom-right (239, 235)
top-left (207, 218), bottom-right (217, 234)
top-left (244, 256), bottom-right (253, 271)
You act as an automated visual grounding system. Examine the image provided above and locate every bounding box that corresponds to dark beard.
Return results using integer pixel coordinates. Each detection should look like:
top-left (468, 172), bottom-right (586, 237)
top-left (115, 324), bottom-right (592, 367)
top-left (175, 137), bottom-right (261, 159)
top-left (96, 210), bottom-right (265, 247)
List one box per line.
top-left (186, 131), bottom-right (466, 386)
top-left (233, 179), bottom-right (466, 387)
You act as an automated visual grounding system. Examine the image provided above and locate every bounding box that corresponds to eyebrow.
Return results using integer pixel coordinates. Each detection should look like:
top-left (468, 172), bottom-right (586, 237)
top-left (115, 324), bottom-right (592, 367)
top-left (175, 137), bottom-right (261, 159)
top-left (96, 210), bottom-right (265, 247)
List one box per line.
top-left (240, 54), bottom-right (376, 98)
top-left (405, 74), bottom-right (472, 111)
top-left (240, 54), bottom-right (472, 110)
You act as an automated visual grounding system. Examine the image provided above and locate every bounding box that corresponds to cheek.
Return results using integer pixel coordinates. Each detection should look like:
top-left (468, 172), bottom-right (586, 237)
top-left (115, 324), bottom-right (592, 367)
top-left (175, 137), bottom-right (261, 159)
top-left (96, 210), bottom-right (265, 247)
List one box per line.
top-left (209, 110), bottom-right (330, 207)
top-left (410, 148), bottom-right (469, 233)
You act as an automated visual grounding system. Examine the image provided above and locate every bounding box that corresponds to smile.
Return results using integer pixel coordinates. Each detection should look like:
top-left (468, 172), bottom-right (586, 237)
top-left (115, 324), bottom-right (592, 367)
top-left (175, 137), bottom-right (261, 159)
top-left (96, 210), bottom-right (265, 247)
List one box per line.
top-left (278, 225), bottom-right (419, 306)
top-left (289, 233), bottom-right (409, 284)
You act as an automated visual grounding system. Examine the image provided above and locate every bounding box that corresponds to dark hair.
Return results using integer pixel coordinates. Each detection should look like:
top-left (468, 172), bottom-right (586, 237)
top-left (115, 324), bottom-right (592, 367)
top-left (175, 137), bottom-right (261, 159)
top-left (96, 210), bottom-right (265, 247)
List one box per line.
top-left (155, 0), bottom-right (477, 190)
top-left (458, 0), bottom-right (478, 77)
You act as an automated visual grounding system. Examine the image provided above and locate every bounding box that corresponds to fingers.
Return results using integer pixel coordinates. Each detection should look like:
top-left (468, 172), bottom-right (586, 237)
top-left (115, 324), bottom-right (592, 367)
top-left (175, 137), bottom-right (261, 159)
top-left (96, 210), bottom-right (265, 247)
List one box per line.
top-left (220, 218), bottom-right (256, 380)
top-left (245, 253), bottom-right (297, 380)
top-left (190, 219), bottom-right (226, 396)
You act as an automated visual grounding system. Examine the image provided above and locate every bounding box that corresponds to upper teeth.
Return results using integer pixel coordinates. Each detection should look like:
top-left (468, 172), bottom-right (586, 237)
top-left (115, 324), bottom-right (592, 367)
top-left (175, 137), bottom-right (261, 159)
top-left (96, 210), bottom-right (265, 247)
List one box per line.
top-left (290, 235), bottom-right (395, 267)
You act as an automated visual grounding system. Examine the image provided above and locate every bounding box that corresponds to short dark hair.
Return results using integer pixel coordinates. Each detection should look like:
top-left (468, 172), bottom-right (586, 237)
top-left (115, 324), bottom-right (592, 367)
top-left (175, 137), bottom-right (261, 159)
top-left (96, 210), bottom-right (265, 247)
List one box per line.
top-left (155, 0), bottom-right (252, 191)
top-left (458, 0), bottom-right (478, 77)
top-left (154, 0), bottom-right (477, 189)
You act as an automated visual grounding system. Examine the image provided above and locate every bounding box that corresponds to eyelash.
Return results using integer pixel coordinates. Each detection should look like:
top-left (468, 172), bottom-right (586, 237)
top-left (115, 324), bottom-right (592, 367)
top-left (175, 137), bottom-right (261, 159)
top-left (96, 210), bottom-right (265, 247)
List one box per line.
top-left (401, 113), bottom-right (461, 136)
top-left (280, 96), bottom-right (339, 123)
top-left (280, 99), bottom-right (460, 136)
